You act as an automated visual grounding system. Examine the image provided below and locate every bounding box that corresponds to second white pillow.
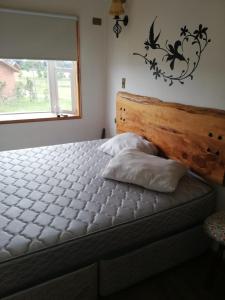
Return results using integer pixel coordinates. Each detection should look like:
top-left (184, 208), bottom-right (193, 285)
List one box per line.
top-left (98, 132), bottom-right (158, 156)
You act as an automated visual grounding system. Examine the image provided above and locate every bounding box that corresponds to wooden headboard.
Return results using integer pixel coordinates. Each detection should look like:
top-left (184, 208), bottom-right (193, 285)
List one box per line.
top-left (116, 92), bottom-right (225, 185)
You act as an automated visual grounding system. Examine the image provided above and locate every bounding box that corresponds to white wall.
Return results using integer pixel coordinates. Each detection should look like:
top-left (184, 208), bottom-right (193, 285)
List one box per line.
top-left (0, 0), bottom-right (108, 150)
top-left (105, 0), bottom-right (225, 209)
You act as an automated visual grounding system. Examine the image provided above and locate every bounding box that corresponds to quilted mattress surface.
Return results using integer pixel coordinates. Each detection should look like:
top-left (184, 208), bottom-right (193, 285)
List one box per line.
top-left (0, 139), bottom-right (215, 297)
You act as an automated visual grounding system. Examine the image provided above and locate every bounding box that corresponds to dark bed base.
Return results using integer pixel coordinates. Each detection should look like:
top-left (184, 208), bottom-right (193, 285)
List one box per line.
top-left (2, 225), bottom-right (210, 300)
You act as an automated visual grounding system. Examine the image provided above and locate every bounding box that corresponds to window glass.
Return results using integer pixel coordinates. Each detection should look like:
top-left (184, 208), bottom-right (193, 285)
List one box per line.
top-left (0, 59), bottom-right (77, 115)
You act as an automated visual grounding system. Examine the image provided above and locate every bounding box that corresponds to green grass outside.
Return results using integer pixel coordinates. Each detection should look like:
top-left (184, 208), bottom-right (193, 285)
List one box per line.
top-left (0, 78), bottom-right (72, 113)
top-left (0, 98), bottom-right (50, 113)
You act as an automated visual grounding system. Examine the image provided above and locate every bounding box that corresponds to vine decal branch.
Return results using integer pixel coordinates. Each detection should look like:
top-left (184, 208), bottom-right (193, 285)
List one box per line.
top-left (133, 18), bottom-right (211, 86)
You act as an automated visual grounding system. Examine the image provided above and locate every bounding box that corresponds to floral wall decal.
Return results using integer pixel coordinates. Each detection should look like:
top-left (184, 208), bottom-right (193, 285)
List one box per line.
top-left (133, 18), bottom-right (211, 86)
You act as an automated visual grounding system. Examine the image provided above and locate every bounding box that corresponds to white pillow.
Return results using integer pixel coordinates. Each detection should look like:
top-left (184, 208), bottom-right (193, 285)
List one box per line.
top-left (102, 148), bottom-right (187, 193)
top-left (99, 132), bottom-right (158, 156)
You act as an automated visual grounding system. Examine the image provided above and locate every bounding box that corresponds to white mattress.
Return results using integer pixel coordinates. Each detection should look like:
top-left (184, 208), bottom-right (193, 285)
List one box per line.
top-left (0, 139), bottom-right (214, 262)
top-left (0, 139), bottom-right (215, 298)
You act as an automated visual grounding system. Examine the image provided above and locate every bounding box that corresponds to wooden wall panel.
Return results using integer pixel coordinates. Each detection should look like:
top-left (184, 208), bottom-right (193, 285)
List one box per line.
top-left (116, 92), bottom-right (225, 185)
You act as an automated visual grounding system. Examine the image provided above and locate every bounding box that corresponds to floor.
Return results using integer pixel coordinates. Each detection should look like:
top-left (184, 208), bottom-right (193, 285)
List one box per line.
top-left (103, 252), bottom-right (225, 300)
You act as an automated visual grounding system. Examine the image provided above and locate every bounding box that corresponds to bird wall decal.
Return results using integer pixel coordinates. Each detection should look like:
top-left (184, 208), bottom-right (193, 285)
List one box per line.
top-left (134, 18), bottom-right (211, 86)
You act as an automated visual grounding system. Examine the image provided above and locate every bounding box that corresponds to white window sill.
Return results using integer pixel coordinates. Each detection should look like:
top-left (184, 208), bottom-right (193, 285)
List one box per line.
top-left (0, 112), bottom-right (81, 124)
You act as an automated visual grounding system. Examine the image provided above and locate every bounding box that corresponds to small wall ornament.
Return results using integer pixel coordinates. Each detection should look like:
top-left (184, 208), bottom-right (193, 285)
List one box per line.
top-left (133, 18), bottom-right (211, 86)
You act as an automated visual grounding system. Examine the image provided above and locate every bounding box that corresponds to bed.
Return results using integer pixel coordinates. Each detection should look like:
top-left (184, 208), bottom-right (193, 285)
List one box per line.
top-left (0, 92), bottom-right (224, 299)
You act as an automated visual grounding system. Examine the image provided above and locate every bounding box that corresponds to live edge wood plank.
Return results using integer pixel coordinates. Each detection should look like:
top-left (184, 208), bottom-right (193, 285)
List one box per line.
top-left (116, 92), bottom-right (225, 185)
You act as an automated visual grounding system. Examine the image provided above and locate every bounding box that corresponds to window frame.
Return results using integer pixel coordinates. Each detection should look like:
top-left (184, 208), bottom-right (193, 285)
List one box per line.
top-left (0, 21), bottom-right (81, 124)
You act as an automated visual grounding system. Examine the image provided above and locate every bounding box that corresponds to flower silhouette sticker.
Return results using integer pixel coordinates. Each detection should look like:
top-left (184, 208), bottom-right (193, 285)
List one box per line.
top-left (134, 18), bottom-right (211, 86)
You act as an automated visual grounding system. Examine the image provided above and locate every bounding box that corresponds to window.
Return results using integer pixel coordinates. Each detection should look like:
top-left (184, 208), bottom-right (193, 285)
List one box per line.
top-left (0, 59), bottom-right (78, 115)
top-left (0, 9), bottom-right (80, 123)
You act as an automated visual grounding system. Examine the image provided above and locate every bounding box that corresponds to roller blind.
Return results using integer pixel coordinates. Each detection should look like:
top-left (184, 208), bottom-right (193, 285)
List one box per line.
top-left (0, 9), bottom-right (78, 60)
